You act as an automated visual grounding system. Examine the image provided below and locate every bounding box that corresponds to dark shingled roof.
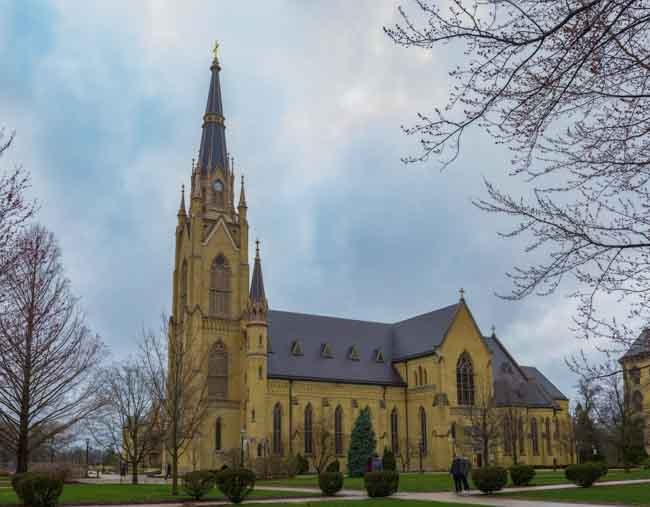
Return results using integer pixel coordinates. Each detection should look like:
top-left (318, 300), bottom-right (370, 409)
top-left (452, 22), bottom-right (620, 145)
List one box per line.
top-left (521, 366), bottom-right (568, 402)
top-left (483, 336), bottom-right (559, 408)
top-left (267, 310), bottom-right (404, 386)
top-left (198, 59), bottom-right (228, 174)
top-left (621, 329), bottom-right (650, 360)
top-left (392, 303), bottom-right (460, 360)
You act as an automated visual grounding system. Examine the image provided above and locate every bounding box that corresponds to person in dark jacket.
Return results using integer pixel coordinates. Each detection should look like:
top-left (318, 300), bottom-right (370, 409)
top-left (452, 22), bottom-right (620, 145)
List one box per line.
top-left (460, 457), bottom-right (471, 494)
top-left (449, 456), bottom-right (463, 494)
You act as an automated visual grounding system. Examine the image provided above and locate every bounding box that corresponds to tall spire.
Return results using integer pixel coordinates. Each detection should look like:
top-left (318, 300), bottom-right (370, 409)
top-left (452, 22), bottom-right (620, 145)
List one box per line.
top-left (250, 239), bottom-right (266, 304)
top-left (177, 184), bottom-right (186, 217)
top-left (238, 174), bottom-right (247, 208)
top-left (197, 41), bottom-right (228, 175)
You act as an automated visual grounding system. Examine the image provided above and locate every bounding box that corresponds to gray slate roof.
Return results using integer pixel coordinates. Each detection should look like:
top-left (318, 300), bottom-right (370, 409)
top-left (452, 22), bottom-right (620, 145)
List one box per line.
top-left (392, 303), bottom-right (460, 360)
top-left (267, 310), bottom-right (403, 386)
top-left (482, 336), bottom-right (558, 408)
top-left (522, 366), bottom-right (568, 402)
top-left (621, 329), bottom-right (650, 360)
top-left (198, 59), bottom-right (228, 174)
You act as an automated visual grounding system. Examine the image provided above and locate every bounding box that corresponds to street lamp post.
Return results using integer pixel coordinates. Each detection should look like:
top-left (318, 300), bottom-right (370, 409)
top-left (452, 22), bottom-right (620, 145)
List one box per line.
top-left (85, 439), bottom-right (90, 477)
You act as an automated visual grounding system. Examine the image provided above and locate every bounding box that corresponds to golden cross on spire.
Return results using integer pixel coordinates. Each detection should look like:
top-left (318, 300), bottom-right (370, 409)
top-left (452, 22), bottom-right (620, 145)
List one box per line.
top-left (212, 40), bottom-right (220, 62)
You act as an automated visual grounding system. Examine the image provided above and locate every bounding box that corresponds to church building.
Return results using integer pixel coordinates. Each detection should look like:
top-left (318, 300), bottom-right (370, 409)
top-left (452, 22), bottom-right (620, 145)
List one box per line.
top-left (169, 49), bottom-right (574, 472)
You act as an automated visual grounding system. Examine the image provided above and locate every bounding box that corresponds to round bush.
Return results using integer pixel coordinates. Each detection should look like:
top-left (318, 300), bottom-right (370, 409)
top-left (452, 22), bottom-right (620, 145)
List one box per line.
top-left (565, 463), bottom-right (605, 488)
top-left (295, 453), bottom-right (309, 475)
top-left (382, 448), bottom-right (397, 471)
top-left (509, 464), bottom-right (535, 486)
top-left (363, 471), bottom-right (399, 497)
top-left (318, 472), bottom-right (343, 496)
top-left (182, 470), bottom-right (215, 500)
top-left (12, 472), bottom-right (64, 507)
top-left (217, 468), bottom-right (256, 504)
top-left (471, 466), bottom-right (508, 494)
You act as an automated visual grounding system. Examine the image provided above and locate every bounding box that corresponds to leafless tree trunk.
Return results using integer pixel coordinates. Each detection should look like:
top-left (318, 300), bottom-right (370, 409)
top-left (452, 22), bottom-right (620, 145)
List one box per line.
top-left (295, 416), bottom-right (335, 474)
top-left (502, 406), bottom-right (526, 466)
top-left (462, 386), bottom-right (502, 467)
top-left (140, 315), bottom-right (208, 495)
top-left (0, 225), bottom-right (104, 472)
top-left (92, 362), bottom-right (161, 484)
top-left (385, 1), bottom-right (650, 371)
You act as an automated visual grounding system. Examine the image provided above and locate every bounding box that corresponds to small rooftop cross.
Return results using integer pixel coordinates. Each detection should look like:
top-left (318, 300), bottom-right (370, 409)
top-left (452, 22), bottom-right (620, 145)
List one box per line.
top-left (459, 288), bottom-right (465, 300)
top-left (212, 40), bottom-right (220, 62)
top-left (491, 324), bottom-right (496, 336)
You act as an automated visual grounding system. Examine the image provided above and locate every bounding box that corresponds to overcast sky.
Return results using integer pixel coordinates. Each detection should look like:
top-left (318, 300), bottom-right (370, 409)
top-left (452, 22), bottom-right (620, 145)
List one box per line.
top-left (0, 0), bottom-right (607, 400)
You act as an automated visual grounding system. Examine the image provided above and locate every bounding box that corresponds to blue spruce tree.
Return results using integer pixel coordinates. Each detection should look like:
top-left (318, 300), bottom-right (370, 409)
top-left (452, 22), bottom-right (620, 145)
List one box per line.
top-left (347, 406), bottom-right (377, 477)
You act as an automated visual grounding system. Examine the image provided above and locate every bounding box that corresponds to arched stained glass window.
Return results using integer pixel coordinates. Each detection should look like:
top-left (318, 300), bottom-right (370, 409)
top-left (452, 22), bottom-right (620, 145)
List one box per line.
top-left (304, 404), bottom-right (313, 455)
top-left (215, 417), bottom-right (222, 451)
top-left (335, 406), bottom-right (344, 455)
top-left (272, 403), bottom-right (283, 455)
top-left (632, 390), bottom-right (644, 413)
top-left (208, 340), bottom-right (228, 399)
top-left (209, 255), bottom-right (231, 317)
top-left (390, 408), bottom-right (399, 454)
top-left (545, 418), bottom-right (552, 454)
top-left (519, 417), bottom-right (526, 455)
top-left (531, 418), bottom-right (540, 456)
top-left (456, 353), bottom-right (475, 406)
top-left (419, 406), bottom-right (427, 454)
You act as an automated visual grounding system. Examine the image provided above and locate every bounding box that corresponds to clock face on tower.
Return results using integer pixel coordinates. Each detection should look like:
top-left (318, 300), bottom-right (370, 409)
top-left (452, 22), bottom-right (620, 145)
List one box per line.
top-left (212, 180), bottom-right (224, 192)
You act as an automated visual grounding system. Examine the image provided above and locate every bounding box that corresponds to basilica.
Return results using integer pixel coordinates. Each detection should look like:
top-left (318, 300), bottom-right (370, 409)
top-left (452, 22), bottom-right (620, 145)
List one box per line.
top-left (169, 50), bottom-right (574, 472)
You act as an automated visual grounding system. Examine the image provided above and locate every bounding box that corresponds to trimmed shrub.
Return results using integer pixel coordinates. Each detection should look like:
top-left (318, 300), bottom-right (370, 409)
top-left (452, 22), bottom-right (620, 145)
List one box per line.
top-left (471, 466), bottom-right (508, 494)
top-left (12, 473), bottom-right (64, 507)
top-left (216, 468), bottom-right (256, 504)
top-left (182, 471), bottom-right (215, 500)
top-left (252, 456), bottom-right (289, 480)
top-left (285, 456), bottom-right (298, 478)
top-left (565, 463), bottom-right (605, 488)
top-left (363, 471), bottom-right (399, 497)
top-left (643, 458), bottom-right (650, 470)
top-left (325, 460), bottom-right (340, 473)
top-left (295, 454), bottom-right (309, 475)
top-left (318, 472), bottom-right (343, 496)
top-left (509, 464), bottom-right (535, 486)
top-left (382, 448), bottom-right (396, 471)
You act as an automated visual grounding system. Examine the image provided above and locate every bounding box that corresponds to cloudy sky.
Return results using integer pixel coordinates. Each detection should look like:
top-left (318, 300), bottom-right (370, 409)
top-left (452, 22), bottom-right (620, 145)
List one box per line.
top-left (0, 0), bottom-right (604, 399)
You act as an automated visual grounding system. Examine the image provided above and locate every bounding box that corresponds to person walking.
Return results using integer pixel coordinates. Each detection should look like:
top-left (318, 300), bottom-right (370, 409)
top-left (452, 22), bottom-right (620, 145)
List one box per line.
top-left (460, 457), bottom-right (471, 494)
top-left (449, 456), bottom-right (463, 494)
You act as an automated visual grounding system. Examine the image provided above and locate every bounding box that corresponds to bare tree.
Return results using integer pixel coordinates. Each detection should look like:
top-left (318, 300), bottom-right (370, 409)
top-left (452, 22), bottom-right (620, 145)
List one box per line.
top-left (295, 416), bottom-right (336, 474)
top-left (395, 437), bottom-right (419, 472)
top-left (0, 128), bottom-right (35, 290)
top-left (140, 316), bottom-right (208, 495)
top-left (0, 225), bottom-right (104, 472)
top-left (92, 362), bottom-right (161, 484)
top-left (501, 406), bottom-right (526, 465)
top-left (385, 1), bottom-right (650, 364)
top-left (461, 386), bottom-right (502, 466)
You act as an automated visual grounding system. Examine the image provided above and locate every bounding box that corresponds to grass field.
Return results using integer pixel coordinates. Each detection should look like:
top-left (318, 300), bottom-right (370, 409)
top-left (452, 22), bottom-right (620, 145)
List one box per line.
top-left (502, 483), bottom-right (650, 506)
top-left (260, 468), bottom-right (650, 492)
top-left (0, 483), bottom-right (318, 506)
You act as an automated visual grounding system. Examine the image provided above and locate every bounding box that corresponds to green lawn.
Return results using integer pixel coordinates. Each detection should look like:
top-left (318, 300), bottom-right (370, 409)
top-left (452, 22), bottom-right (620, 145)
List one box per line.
top-left (503, 483), bottom-right (650, 506)
top-left (260, 468), bottom-right (650, 492)
top-left (0, 483), bottom-right (318, 506)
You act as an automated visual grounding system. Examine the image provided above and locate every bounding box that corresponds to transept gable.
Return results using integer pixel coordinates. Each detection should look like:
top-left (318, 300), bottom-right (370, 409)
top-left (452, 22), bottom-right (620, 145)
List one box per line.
top-left (437, 300), bottom-right (492, 359)
top-left (202, 216), bottom-right (239, 250)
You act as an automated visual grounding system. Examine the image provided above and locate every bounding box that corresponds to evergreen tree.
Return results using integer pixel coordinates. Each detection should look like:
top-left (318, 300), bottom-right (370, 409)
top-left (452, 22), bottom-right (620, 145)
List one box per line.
top-left (347, 407), bottom-right (376, 477)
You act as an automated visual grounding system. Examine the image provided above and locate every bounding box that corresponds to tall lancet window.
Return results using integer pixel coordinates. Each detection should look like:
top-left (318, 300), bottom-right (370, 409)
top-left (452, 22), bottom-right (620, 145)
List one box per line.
top-left (180, 260), bottom-right (188, 317)
top-left (208, 340), bottom-right (228, 399)
top-left (456, 352), bottom-right (475, 406)
top-left (304, 404), bottom-right (313, 455)
top-left (272, 403), bottom-right (283, 455)
top-left (210, 255), bottom-right (231, 317)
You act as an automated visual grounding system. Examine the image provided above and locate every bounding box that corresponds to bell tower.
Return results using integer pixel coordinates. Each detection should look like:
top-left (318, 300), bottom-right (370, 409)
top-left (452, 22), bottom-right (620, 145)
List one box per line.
top-left (170, 44), bottom-right (254, 471)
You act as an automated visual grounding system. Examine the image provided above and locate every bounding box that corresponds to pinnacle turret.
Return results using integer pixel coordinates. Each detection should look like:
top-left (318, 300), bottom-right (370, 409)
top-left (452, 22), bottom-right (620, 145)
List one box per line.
top-left (238, 175), bottom-right (247, 209)
top-left (247, 239), bottom-right (268, 321)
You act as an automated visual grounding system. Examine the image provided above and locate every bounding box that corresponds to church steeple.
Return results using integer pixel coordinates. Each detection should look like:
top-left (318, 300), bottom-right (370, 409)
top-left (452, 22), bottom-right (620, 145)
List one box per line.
top-left (198, 41), bottom-right (228, 175)
top-left (247, 240), bottom-right (268, 321)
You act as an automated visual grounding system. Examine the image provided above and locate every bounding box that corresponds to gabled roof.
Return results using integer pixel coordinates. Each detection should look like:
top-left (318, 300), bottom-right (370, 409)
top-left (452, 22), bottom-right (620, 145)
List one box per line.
top-left (483, 335), bottom-right (560, 409)
top-left (521, 366), bottom-right (568, 402)
top-left (392, 303), bottom-right (459, 361)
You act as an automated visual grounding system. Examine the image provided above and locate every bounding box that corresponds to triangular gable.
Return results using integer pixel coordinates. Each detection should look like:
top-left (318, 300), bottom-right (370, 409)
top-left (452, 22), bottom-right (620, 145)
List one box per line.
top-left (202, 216), bottom-right (239, 250)
top-left (438, 299), bottom-right (492, 357)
